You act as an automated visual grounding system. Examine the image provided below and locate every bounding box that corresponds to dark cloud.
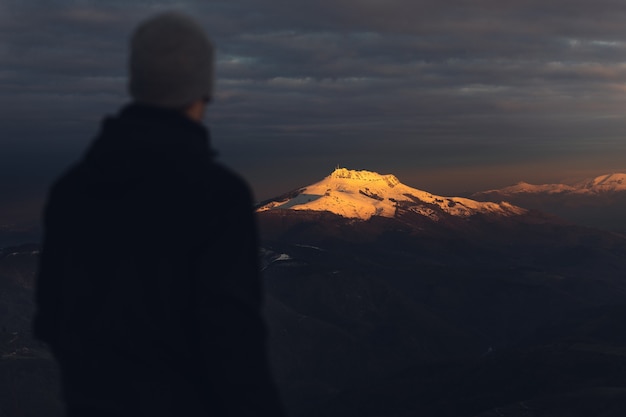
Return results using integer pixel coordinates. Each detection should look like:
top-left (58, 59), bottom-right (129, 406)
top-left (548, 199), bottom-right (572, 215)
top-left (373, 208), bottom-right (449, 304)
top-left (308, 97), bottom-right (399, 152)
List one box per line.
top-left (2, 0), bottom-right (626, 231)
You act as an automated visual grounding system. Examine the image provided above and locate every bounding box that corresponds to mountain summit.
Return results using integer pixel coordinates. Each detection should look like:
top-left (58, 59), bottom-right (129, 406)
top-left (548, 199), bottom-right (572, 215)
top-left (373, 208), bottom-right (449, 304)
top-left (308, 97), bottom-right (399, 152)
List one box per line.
top-left (257, 168), bottom-right (526, 221)
top-left (574, 173), bottom-right (626, 193)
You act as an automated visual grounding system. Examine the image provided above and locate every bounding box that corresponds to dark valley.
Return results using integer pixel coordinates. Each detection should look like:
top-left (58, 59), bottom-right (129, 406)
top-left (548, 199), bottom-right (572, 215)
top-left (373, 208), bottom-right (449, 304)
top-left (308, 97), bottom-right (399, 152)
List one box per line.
top-left (3, 168), bottom-right (626, 416)
top-left (259, 169), bottom-right (626, 417)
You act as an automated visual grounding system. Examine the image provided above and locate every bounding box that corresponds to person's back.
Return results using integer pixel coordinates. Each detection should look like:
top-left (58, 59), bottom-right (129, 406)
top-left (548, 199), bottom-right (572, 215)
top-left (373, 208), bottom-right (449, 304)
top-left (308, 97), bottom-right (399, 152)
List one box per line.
top-left (33, 12), bottom-right (284, 417)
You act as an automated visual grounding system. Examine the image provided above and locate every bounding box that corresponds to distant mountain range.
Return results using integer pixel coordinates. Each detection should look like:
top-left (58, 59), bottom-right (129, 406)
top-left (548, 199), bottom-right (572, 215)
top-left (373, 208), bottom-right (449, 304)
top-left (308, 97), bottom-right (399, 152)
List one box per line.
top-left (477, 173), bottom-right (626, 195)
top-left (257, 168), bottom-right (626, 233)
top-left (472, 173), bottom-right (626, 233)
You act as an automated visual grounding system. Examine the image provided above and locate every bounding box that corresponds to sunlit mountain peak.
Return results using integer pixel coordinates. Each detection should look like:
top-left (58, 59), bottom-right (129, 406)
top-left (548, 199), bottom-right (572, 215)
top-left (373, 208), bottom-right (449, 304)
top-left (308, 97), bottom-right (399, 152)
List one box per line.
top-left (329, 167), bottom-right (400, 187)
top-left (575, 173), bottom-right (626, 193)
top-left (257, 168), bottom-right (526, 221)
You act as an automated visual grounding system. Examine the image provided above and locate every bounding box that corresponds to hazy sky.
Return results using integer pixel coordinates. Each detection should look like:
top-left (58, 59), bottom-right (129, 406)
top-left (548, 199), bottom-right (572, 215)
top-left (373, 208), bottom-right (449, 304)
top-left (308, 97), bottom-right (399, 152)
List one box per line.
top-left (3, 0), bottom-right (626, 229)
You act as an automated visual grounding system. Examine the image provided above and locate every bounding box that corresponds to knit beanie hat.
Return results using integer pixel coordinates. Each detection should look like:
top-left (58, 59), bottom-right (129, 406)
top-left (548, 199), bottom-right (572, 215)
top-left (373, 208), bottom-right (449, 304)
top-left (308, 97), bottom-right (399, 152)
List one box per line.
top-left (128, 11), bottom-right (215, 108)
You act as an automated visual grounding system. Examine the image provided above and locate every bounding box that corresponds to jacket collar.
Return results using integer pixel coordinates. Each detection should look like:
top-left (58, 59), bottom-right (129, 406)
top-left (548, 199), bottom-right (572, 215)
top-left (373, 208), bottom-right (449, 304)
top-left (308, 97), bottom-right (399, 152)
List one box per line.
top-left (118, 103), bottom-right (207, 137)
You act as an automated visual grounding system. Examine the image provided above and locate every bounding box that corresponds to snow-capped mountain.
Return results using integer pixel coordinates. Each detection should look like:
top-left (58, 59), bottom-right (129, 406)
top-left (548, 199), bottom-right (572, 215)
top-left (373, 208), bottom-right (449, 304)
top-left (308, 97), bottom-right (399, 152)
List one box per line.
top-left (482, 182), bottom-right (576, 195)
top-left (475, 173), bottom-right (626, 197)
top-left (472, 173), bottom-right (626, 232)
top-left (257, 168), bottom-right (526, 221)
top-left (574, 173), bottom-right (626, 193)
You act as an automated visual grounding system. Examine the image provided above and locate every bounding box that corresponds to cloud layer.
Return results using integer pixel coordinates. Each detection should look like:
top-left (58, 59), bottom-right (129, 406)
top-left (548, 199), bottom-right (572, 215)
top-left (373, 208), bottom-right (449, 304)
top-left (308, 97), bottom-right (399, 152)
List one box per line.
top-left (3, 0), bottom-right (626, 211)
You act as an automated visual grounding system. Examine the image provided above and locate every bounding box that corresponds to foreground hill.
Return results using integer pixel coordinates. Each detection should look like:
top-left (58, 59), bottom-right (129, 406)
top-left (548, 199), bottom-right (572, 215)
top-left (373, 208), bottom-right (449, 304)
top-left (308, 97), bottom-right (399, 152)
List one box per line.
top-left (0, 244), bottom-right (63, 417)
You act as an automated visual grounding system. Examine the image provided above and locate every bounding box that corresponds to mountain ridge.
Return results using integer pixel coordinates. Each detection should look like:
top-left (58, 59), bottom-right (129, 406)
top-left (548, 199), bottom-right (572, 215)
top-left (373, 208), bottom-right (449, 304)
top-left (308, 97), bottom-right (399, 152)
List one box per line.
top-left (257, 168), bottom-right (527, 221)
top-left (475, 173), bottom-right (626, 197)
top-left (472, 172), bottom-right (626, 233)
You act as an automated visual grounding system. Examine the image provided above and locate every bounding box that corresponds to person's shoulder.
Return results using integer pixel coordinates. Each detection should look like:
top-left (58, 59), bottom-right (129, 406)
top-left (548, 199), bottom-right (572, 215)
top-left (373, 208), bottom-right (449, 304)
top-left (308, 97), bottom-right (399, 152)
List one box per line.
top-left (206, 162), bottom-right (254, 201)
top-left (46, 162), bottom-right (85, 203)
top-left (41, 162), bottom-right (89, 226)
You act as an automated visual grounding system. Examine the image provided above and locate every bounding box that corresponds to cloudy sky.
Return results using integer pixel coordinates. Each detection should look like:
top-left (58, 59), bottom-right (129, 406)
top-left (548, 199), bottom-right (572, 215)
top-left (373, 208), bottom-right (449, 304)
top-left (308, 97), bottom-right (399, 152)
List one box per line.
top-left (3, 0), bottom-right (626, 230)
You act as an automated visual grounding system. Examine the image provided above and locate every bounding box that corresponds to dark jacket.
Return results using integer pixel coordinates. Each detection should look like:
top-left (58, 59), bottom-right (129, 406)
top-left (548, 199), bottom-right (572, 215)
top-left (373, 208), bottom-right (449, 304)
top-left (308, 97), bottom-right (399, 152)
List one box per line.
top-left (33, 104), bottom-right (284, 417)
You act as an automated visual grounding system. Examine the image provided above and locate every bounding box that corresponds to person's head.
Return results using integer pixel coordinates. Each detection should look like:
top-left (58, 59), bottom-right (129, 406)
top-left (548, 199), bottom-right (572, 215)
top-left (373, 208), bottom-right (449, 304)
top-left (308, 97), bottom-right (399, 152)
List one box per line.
top-left (128, 11), bottom-right (214, 121)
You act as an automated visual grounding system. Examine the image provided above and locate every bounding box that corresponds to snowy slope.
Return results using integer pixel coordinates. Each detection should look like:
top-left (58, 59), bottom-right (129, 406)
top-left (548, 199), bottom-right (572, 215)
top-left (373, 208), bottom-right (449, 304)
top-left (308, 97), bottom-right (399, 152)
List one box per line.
top-left (573, 173), bottom-right (626, 193)
top-left (257, 168), bottom-right (526, 221)
top-left (477, 173), bottom-right (626, 197)
top-left (490, 182), bottom-right (576, 195)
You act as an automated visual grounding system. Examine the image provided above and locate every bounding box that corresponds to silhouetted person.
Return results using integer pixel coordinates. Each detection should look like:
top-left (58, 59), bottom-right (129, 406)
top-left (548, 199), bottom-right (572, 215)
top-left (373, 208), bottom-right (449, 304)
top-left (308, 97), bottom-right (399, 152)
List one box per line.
top-left (33, 11), bottom-right (285, 417)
